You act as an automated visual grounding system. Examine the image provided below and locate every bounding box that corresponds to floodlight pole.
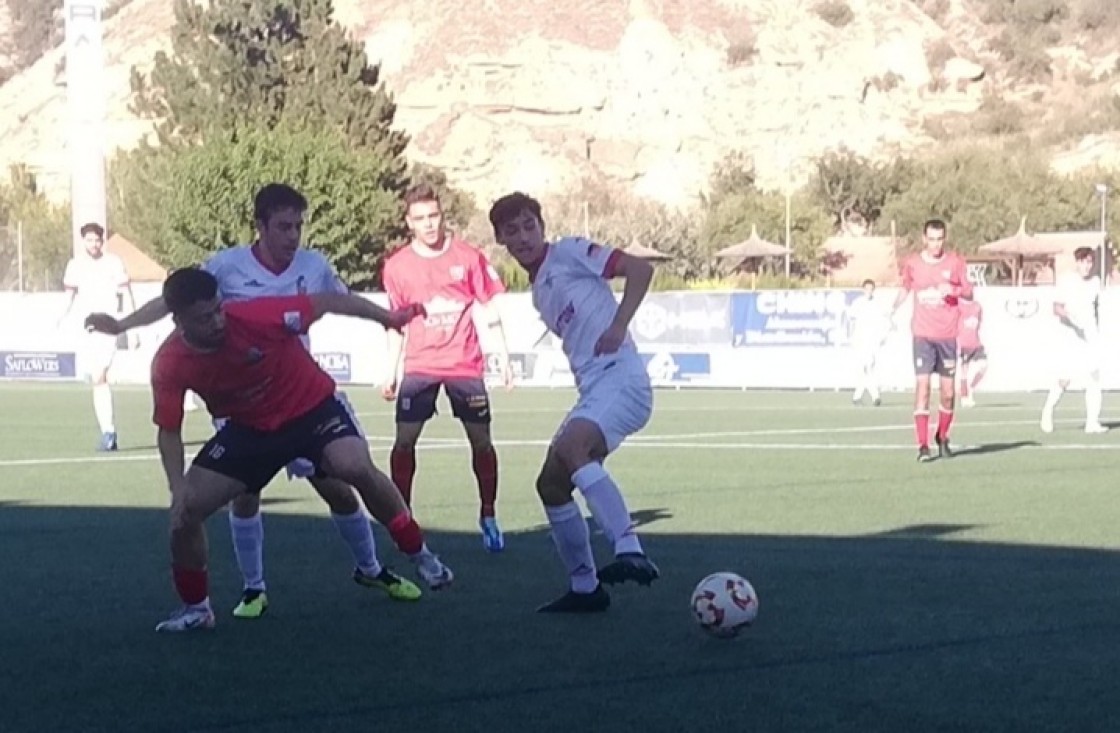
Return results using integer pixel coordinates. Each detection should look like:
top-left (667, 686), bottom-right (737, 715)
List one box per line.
top-left (1096, 183), bottom-right (1108, 287)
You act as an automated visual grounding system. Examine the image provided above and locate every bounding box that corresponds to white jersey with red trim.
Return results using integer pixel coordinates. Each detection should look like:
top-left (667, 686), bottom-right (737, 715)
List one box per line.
top-left (531, 237), bottom-right (642, 385)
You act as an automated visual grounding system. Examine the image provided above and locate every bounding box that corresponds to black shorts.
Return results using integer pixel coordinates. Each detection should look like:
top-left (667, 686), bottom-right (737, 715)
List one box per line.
top-left (960, 346), bottom-right (987, 364)
top-left (396, 374), bottom-right (490, 424)
top-left (193, 395), bottom-right (361, 493)
top-left (913, 337), bottom-right (957, 377)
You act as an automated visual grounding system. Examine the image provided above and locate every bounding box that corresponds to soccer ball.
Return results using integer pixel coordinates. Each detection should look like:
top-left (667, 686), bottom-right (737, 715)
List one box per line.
top-left (690, 572), bottom-right (758, 637)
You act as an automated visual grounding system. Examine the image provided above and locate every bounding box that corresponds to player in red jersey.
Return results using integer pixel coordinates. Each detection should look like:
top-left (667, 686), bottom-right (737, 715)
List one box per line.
top-left (892, 219), bottom-right (973, 462)
top-left (148, 268), bottom-right (454, 632)
top-left (381, 183), bottom-right (511, 552)
top-left (956, 298), bottom-right (987, 408)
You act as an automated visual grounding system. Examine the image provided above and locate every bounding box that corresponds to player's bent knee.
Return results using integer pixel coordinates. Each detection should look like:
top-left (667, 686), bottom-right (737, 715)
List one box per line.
top-left (309, 476), bottom-right (360, 514)
top-left (230, 492), bottom-right (261, 518)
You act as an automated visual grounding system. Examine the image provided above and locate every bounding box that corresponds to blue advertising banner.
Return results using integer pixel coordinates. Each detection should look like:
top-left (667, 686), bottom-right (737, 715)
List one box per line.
top-left (640, 352), bottom-right (712, 383)
top-left (1, 351), bottom-right (78, 379)
top-left (730, 290), bottom-right (861, 347)
top-left (631, 293), bottom-right (732, 346)
top-left (314, 352), bottom-right (352, 383)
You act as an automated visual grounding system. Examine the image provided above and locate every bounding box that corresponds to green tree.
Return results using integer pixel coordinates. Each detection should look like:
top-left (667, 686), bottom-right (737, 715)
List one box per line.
top-left (407, 162), bottom-right (477, 232)
top-left (702, 190), bottom-right (834, 276)
top-left (131, 0), bottom-right (406, 162)
top-left (0, 164), bottom-right (71, 290)
top-left (810, 149), bottom-right (917, 230)
top-left (111, 125), bottom-right (403, 289)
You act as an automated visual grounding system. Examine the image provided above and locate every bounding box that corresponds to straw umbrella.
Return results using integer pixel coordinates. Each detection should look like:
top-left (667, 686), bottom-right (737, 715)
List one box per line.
top-left (714, 224), bottom-right (790, 288)
top-left (977, 217), bottom-right (1063, 286)
top-left (623, 240), bottom-right (672, 261)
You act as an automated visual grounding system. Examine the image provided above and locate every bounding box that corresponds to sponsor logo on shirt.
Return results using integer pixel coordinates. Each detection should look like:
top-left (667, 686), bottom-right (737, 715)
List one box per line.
top-left (555, 302), bottom-right (575, 334)
top-left (283, 311), bottom-right (302, 332)
top-left (243, 279), bottom-right (265, 288)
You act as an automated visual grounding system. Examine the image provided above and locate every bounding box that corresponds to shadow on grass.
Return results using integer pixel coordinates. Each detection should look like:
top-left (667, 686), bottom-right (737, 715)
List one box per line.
top-left (0, 504), bottom-right (1117, 733)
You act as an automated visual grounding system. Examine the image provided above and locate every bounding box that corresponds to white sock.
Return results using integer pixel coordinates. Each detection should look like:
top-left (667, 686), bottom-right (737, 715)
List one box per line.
top-left (852, 385), bottom-right (865, 401)
top-left (545, 502), bottom-right (598, 593)
top-left (93, 383), bottom-right (115, 433)
top-left (331, 511), bottom-right (382, 577)
top-left (868, 381), bottom-right (881, 401)
top-left (572, 463), bottom-right (642, 556)
top-left (229, 511), bottom-right (266, 591)
top-left (1086, 382), bottom-right (1103, 425)
top-left (1043, 385), bottom-right (1064, 416)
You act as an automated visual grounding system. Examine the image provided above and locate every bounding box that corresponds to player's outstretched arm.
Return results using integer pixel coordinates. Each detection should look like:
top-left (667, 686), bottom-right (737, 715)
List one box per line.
top-left (87, 296), bottom-right (170, 335)
top-left (595, 252), bottom-right (653, 355)
top-left (307, 293), bottom-right (425, 332)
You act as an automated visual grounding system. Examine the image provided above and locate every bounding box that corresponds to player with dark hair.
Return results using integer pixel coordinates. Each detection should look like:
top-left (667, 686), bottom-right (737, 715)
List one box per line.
top-left (58, 221), bottom-right (138, 451)
top-left (892, 219), bottom-right (972, 462)
top-left (489, 191), bottom-right (659, 613)
top-left (87, 183), bottom-right (427, 620)
top-left (847, 278), bottom-right (889, 406)
top-left (1040, 247), bottom-right (1107, 434)
top-left (147, 268), bottom-right (452, 632)
top-left (382, 182), bottom-right (511, 552)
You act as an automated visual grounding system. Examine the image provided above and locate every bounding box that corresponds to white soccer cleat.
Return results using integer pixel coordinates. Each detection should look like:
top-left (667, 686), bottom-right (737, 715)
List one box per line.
top-left (155, 604), bottom-right (216, 633)
top-left (412, 553), bottom-right (454, 590)
top-left (1040, 413), bottom-right (1054, 434)
top-left (961, 396), bottom-right (976, 408)
top-left (1085, 423), bottom-right (1109, 434)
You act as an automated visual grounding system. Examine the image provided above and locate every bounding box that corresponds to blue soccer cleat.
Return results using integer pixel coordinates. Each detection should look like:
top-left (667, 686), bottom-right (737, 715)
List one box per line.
top-left (480, 516), bottom-right (505, 552)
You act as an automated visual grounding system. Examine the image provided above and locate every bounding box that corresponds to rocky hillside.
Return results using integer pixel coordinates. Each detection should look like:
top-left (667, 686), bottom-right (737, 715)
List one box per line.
top-left (0, 0), bottom-right (1118, 208)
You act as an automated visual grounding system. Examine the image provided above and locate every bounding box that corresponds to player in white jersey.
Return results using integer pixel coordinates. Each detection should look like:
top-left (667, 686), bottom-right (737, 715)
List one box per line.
top-left (57, 223), bottom-right (137, 451)
top-left (86, 184), bottom-right (426, 617)
top-left (489, 192), bottom-right (659, 613)
top-left (846, 279), bottom-right (890, 406)
top-left (1040, 247), bottom-right (1108, 434)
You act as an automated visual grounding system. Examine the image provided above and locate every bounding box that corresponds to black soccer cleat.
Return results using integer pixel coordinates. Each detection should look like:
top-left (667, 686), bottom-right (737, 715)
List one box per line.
top-left (597, 552), bottom-right (661, 587)
top-left (536, 585), bottom-right (611, 613)
top-left (917, 446), bottom-right (933, 463)
top-left (936, 435), bottom-right (953, 459)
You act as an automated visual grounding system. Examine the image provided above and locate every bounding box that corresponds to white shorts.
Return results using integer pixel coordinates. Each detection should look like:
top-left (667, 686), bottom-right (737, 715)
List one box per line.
top-left (211, 391), bottom-right (365, 480)
top-left (556, 368), bottom-right (653, 454)
top-left (1055, 334), bottom-right (1101, 380)
top-left (81, 332), bottom-right (118, 377)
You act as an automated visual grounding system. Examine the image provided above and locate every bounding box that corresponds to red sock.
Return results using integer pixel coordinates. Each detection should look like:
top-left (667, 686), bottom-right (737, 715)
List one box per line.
top-left (387, 512), bottom-right (424, 555)
top-left (937, 409), bottom-right (954, 441)
top-left (471, 445), bottom-right (498, 519)
top-left (172, 565), bottom-right (208, 605)
top-left (390, 446), bottom-right (416, 507)
top-left (914, 411), bottom-right (930, 448)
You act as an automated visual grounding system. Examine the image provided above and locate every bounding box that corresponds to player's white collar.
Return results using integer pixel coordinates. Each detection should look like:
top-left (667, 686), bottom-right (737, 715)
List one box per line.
top-left (410, 235), bottom-right (452, 259)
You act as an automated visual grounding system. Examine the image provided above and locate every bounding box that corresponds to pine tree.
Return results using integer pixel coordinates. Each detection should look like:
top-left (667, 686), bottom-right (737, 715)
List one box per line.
top-left (130, 0), bottom-right (406, 162)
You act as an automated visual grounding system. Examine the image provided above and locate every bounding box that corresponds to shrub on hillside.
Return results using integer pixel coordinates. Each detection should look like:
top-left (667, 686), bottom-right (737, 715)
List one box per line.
top-left (814, 1), bottom-right (855, 28)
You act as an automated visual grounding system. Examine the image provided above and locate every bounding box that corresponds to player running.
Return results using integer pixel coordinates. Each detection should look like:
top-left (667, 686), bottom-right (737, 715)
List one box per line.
top-left (148, 268), bottom-right (452, 632)
top-left (57, 223), bottom-right (138, 451)
top-left (957, 297), bottom-right (987, 408)
top-left (892, 219), bottom-right (972, 462)
top-left (847, 279), bottom-right (889, 406)
top-left (86, 183), bottom-right (412, 619)
top-left (489, 192), bottom-right (659, 613)
top-left (382, 183), bottom-right (511, 552)
top-left (1040, 247), bottom-right (1107, 434)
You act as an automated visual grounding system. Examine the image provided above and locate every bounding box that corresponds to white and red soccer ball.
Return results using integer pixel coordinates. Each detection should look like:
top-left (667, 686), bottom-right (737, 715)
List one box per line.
top-left (690, 572), bottom-right (758, 637)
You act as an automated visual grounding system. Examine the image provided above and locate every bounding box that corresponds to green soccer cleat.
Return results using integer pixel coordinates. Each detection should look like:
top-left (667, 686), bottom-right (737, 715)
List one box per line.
top-left (353, 567), bottom-right (422, 601)
top-left (231, 588), bottom-right (268, 619)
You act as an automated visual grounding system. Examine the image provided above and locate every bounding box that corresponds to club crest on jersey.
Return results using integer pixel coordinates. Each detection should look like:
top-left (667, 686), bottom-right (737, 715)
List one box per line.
top-left (283, 311), bottom-right (302, 332)
top-left (449, 265), bottom-right (466, 281)
top-left (246, 347), bottom-right (263, 364)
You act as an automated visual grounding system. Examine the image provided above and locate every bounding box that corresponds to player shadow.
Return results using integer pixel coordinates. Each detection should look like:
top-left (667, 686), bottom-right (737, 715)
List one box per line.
top-left (115, 439), bottom-right (209, 453)
top-left (522, 506), bottom-right (674, 535)
top-left (868, 523), bottom-right (983, 539)
top-left (951, 440), bottom-right (1040, 457)
top-left (3, 504), bottom-right (1120, 733)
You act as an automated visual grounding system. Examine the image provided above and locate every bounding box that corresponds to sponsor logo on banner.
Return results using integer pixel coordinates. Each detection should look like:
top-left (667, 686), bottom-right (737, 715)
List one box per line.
top-left (632, 294), bottom-right (732, 345)
top-left (1, 352), bottom-right (77, 379)
top-left (1004, 295), bottom-right (1040, 319)
top-left (731, 290), bottom-right (858, 347)
top-left (314, 352), bottom-right (352, 382)
top-left (641, 352), bottom-right (711, 383)
top-left (485, 352), bottom-right (536, 380)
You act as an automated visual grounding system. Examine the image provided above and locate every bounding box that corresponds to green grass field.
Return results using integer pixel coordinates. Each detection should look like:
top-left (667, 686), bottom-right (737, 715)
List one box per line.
top-left (2, 383), bottom-right (1119, 732)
